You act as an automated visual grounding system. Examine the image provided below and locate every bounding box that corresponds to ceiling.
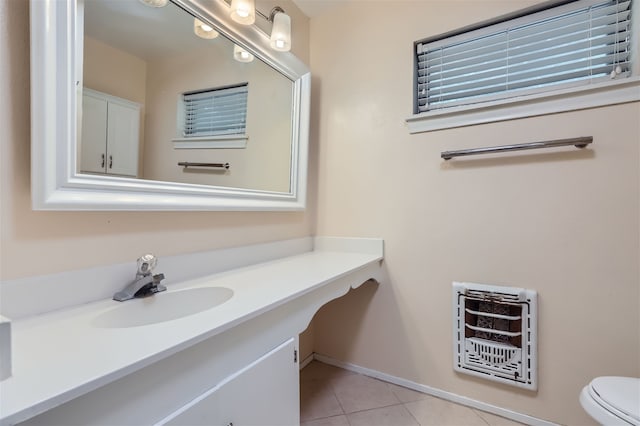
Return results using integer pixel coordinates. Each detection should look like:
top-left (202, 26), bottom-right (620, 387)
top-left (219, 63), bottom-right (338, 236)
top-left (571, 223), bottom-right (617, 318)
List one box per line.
top-left (84, 0), bottom-right (220, 61)
top-left (290, 0), bottom-right (342, 18)
top-left (83, 0), bottom-right (341, 62)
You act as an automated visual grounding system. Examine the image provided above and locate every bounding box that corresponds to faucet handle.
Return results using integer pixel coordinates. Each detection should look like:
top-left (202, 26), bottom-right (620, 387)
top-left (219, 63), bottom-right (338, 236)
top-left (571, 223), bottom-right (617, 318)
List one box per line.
top-left (137, 254), bottom-right (157, 276)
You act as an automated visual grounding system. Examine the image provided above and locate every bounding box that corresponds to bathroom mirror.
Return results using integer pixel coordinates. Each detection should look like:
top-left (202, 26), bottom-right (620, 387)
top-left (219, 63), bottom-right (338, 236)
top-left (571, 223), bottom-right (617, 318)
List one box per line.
top-left (30, 0), bottom-right (310, 211)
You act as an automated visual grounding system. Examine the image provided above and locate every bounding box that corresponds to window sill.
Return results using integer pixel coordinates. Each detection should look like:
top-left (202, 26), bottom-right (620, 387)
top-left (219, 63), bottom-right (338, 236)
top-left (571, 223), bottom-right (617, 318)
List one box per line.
top-left (406, 77), bottom-right (640, 134)
top-left (172, 135), bottom-right (248, 149)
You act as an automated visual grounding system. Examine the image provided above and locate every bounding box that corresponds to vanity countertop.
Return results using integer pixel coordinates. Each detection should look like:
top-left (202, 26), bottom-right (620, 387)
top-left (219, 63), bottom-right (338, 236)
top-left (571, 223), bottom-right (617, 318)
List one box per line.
top-left (0, 238), bottom-right (383, 425)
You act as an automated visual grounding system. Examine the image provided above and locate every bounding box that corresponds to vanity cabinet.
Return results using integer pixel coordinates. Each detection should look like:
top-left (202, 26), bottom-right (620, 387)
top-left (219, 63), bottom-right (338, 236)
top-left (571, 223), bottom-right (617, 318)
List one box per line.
top-left (162, 338), bottom-right (299, 426)
top-left (80, 89), bottom-right (140, 178)
top-left (19, 334), bottom-right (302, 426)
top-left (3, 239), bottom-right (384, 426)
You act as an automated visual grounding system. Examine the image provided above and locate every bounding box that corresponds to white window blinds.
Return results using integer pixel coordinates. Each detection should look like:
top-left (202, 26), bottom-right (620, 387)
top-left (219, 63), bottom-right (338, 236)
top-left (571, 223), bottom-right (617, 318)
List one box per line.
top-left (183, 83), bottom-right (248, 137)
top-left (415, 0), bottom-right (633, 113)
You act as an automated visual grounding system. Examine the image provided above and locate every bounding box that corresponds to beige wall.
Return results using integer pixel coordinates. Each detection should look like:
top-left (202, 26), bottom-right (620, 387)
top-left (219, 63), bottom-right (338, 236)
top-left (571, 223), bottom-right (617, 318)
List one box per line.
top-left (310, 2), bottom-right (640, 425)
top-left (0, 0), bottom-right (313, 280)
top-left (83, 36), bottom-right (147, 105)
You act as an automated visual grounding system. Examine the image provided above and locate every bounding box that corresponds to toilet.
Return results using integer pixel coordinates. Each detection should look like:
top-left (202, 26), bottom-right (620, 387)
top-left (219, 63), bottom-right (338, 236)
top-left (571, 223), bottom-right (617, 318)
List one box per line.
top-left (580, 376), bottom-right (640, 425)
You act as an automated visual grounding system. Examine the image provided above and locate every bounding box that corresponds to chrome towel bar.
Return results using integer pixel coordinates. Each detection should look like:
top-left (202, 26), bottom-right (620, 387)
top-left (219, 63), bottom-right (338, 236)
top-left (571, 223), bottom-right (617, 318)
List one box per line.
top-left (441, 136), bottom-right (593, 160)
top-left (178, 162), bottom-right (230, 169)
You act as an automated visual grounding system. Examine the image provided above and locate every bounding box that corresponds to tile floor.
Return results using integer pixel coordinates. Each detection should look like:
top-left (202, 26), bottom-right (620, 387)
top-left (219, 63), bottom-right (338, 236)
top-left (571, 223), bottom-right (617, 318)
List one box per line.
top-left (300, 361), bottom-right (524, 426)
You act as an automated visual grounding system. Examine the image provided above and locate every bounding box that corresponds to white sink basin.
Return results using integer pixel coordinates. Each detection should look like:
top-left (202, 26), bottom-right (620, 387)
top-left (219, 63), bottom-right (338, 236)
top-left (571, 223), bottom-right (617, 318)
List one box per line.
top-left (92, 287), bottom-right (234, 328)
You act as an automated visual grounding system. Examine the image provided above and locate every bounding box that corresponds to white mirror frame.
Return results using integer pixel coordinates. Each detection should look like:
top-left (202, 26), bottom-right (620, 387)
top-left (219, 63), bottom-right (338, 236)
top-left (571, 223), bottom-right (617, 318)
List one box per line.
top-left (30, 0), bottom-right (310, 211)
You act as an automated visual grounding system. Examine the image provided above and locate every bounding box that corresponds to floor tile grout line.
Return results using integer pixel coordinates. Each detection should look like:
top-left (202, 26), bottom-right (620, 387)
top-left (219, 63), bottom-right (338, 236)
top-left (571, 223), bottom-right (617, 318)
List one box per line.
top-left (472, 408), bottom-right (493, 426)
top-left (345, 412), bottom-right (353, 426)
top-left (329, 382), bottom-right (348, 417)
top-left (341, 401), bottom-right (410, 416)
top-left (402, 401), bottom-right (423, 426)
top-left (301, 361), bottom-right (528, 426)
top-left (369, 373), bottom-right (516, 425)
top-left (299, 372), bottom-right (347, 423)
top-left (326, 374), bottom-right (405, 416)
top-left (301, 363), bottom-right (418, 423)
top-left (384, 381), bottom-right (405, 405)
top-left (302, 413), bottom-right (352, 426)
top-left (384, 381), bottom-right (417, 405)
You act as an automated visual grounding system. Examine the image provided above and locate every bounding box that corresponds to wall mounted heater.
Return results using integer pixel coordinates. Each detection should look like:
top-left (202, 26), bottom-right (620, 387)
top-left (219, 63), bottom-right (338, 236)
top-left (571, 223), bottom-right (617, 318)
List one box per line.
top-left (452, 282), bottom-right (537, 390)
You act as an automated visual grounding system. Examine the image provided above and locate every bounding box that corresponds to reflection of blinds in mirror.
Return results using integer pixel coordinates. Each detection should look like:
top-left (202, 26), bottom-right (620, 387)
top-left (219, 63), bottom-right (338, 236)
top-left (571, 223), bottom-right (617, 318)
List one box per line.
top-left (183, 83), bottom-right (248, 137)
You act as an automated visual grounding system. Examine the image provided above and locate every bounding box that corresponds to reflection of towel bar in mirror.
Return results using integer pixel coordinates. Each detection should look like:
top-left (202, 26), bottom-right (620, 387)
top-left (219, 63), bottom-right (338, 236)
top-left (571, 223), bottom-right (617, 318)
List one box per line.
top-left (178, 162), bottom-right (230, 170)
top-left (441, 136), bottom-right (593, 160)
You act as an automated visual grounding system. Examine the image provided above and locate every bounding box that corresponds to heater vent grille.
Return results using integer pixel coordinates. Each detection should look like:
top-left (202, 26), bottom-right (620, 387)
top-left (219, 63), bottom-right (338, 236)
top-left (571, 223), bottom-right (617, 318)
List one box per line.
top-left (453, 282), bottom-right (537, 391)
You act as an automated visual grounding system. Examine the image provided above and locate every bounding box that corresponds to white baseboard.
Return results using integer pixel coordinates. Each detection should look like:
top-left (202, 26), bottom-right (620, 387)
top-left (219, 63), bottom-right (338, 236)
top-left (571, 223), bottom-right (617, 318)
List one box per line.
top-left (299, 353), bottom-right (314, 370)
top-left (312, 353), bottom-right (558, 426)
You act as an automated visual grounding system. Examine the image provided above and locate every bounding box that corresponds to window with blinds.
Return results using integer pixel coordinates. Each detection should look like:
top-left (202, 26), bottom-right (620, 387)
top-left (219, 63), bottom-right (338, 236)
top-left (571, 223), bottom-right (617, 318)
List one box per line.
top-left (182, 83), bottom-right (248, 137)
top-left (414, 0), bottom-right (633, 114)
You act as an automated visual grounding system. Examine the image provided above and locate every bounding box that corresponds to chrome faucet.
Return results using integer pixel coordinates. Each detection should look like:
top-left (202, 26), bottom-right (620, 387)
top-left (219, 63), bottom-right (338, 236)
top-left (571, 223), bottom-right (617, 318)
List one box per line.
top-left (113, 254), bottom-right (166, 302)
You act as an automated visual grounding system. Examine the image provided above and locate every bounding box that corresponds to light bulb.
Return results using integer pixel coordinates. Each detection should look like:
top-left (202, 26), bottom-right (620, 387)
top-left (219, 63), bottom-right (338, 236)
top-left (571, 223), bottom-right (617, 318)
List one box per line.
top-left (194, 18), bottom-right (219, 39)
top-left (233, 45), bottom-right (254, 63)
top-left (230, 0), bottom-right (255, 25)
top-left (269, 11), bottom-right (291, 52)
top-left (138, 0), bottom-right (168, 6)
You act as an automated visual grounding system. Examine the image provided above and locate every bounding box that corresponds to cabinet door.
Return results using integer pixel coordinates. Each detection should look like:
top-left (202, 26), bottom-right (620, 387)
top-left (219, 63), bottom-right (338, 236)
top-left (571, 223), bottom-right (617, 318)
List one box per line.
top-left (106, 102), bottom-right (139, 177)
top-left (163, 338), bottom-right (299, 426)
top-left (80, 94), bottom-right (108, 174)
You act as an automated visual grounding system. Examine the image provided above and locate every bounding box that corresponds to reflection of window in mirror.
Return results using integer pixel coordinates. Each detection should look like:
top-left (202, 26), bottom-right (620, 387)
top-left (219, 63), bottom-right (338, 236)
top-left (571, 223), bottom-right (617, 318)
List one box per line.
top-left (173, 83), bottom-right (249, 149)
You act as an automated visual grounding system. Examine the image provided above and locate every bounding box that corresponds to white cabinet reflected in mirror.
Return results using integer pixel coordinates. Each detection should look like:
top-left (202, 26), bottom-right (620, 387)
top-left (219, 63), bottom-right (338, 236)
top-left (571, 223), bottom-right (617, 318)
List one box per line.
top-left (30, 0), bottom-right (310, 211)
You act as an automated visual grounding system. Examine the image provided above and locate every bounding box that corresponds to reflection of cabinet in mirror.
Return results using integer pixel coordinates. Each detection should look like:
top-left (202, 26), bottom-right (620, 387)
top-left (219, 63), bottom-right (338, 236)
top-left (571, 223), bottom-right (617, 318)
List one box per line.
top-left (80, 89), bottom-right (140, 178)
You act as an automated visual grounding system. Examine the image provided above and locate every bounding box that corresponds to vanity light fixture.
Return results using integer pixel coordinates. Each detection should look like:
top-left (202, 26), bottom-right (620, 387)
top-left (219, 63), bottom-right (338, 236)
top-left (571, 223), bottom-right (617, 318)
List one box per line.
top-left (268, 7), bottom-right (291, 52)
top-left (233, 44), bottom-right (254, 62)
top-left (194, 18), bottom-right (219, 39)
top-left (225, 0), bottom-right (293, 53)
top-left (138, 0), bottom-right (168, 7)
top-left (230, 0), bottom-right (255, 25)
